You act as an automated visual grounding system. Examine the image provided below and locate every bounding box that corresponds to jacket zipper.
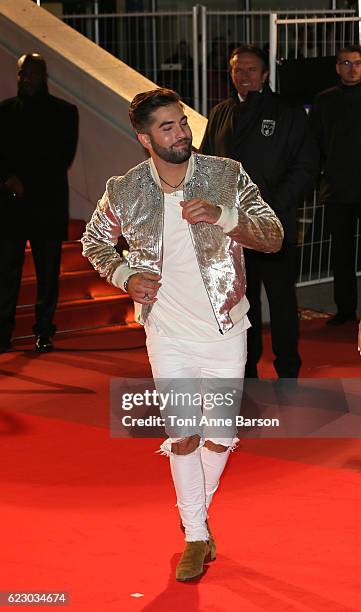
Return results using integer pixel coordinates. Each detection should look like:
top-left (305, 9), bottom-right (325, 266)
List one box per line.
top-left (185, 196), bottom-right (223, 334)
top-left (141, 186), bottom-right (164, 322)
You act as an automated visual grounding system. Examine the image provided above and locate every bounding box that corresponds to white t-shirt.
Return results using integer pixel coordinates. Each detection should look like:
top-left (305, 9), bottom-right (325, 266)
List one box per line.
top-left (146, 190), bottom-right (249, 341)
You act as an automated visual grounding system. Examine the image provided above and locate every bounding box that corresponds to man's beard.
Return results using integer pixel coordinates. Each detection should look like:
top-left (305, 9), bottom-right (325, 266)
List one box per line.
top-left (149, 136), bottom-right (192, 164)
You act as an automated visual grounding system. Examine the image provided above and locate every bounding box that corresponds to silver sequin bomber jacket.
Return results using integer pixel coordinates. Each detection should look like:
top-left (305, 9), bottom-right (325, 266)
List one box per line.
top-left (81, 153), bottom-right (284, 333)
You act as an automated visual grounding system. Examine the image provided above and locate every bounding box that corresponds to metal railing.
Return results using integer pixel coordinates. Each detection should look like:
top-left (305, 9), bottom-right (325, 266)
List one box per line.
top-left (269, 13), bottom-right (361, 91)
top-left (58, 8), bottom-right (357, 113)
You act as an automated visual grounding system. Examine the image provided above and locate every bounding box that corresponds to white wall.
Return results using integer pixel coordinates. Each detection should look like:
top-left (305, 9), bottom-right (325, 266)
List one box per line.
top-left (0, 0), bottom-right (207, 222)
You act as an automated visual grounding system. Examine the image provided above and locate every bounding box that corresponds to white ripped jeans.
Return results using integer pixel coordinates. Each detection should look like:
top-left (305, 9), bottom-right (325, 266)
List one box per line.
top-left (146, 328), bottom-right (247, 541)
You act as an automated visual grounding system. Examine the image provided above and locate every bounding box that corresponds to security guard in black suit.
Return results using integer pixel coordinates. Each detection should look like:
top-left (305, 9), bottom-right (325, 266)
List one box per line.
top-left (201, 44), bottom-right (319, 378)
top-left (0, 53), bottom-right (78, 352)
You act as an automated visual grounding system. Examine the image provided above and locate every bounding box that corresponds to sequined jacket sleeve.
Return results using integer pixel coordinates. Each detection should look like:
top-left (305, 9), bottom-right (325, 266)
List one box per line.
top-left (228, 162), bottom-right (284, 252)
top-left (207, 156), bottom-right (283, 253)
top-left (81, 179), bottom-right (129, 287)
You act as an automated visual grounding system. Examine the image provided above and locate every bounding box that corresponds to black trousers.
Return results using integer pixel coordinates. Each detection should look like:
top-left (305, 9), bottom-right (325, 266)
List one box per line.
top-left (0, 237), bottom-right (62, 342)
top-left (244, 244), bottom-right (301, 378)
top-left (327, 203), bottom-right (361, 317)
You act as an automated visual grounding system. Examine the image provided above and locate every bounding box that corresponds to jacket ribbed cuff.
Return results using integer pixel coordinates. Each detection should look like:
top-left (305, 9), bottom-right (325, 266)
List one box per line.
top-left (111, 264), bottom-right (134, 291)
top-left (215, 205), bottom-right (238, 233)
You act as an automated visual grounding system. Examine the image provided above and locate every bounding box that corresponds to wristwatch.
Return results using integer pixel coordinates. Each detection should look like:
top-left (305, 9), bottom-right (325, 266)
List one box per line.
top-left (123, 275), bottom-right (133, 294)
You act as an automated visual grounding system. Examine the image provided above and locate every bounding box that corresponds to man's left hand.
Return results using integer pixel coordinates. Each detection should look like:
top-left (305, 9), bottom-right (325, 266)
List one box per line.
top-left (180, 198), bottom-right (221, 225)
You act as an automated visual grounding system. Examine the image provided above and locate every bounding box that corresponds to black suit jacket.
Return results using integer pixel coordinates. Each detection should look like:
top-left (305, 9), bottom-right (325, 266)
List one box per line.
top-left (309, 81), bottom-right (361, 205)
top-left (0, 92), bottom-right (79, 239)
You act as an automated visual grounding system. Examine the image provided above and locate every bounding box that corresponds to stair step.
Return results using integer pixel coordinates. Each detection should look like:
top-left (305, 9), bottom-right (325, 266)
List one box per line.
top-left (68, 219), bottom-right (86, 240)
top-left (16, 223), bottom-right (134, 340)
top-left (14, 294), bottom-right (134, 339)
top-left (23, 241), bottom-right (92, 278)
top-left (13, 322), bottom-right (146, 350)
top-left (18, 269), bottom-right (120, 306)
top-left (60, 241), bottom-right (92, 273)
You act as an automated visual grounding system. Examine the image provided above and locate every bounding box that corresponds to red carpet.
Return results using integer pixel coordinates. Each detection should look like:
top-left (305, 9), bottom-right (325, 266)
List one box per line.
top-left (1, 319), bottom-right (361, 611)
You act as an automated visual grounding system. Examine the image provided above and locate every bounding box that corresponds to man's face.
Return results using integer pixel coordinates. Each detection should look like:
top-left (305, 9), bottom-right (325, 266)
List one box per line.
top-left (139, 102), bottom-right (192, 164)
top-left (336, 51), bottom-right (361, 86)
top-left (17, 57), bottom-right (47, 97)
top-left (230, 52), bottom-right (269, 100)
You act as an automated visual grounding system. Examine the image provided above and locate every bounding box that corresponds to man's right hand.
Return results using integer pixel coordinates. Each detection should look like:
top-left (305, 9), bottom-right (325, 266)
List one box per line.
top-left (126, 272), bottom-right (162, 304)
top-left (5, 175), bottom-right (24, 198)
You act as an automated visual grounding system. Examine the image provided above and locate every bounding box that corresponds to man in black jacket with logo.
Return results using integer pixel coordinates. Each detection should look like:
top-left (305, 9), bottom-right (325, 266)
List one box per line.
top-left (0, 53), bottom-right (78, 352)
top-left (200, 44), bottom-right (318, 379)
top-left (310, 45), bottom-right (361, 326)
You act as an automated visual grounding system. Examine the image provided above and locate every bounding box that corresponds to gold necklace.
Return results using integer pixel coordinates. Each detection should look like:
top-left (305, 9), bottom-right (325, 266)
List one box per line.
top-left (158, 174), bottom-right (186, 190)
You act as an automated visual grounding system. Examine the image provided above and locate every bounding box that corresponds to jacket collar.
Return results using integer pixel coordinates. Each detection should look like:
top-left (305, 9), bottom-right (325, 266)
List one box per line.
top-left (232, 82), bottom-right (272, 105)
top-left (149, 153), bottom-right (194, 189)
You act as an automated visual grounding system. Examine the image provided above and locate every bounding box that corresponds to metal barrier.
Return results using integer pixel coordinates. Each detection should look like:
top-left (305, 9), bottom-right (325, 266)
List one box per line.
top-left (55, 5), bottom-right (361, 287)
top-left (297, 196), bottom-right (361, 286)
top-left (59, 7), bottom-right (356, 114)
top-left (269, 14), bottom-right (361, 91)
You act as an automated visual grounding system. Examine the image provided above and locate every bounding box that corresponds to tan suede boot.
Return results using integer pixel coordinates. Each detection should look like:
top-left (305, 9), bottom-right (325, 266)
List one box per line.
top-left (205, 520), bottom-right (216, 561)
top-left (176, 540), bottom-right (211, 581)
top-left (180, 519), bottom-right (216, 561)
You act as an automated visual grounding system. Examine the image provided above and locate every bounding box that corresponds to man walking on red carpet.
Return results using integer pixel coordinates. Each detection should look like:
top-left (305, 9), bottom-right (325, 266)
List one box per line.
top-left (82, 88), bottom-right (283, 581)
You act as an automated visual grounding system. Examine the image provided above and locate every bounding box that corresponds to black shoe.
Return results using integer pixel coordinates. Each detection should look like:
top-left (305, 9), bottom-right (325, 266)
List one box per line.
top-left (35, 335), bottom-right (54, 353)
top-left (326, 313), bottom-right (357, 326)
